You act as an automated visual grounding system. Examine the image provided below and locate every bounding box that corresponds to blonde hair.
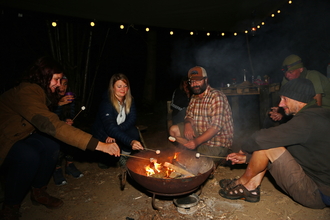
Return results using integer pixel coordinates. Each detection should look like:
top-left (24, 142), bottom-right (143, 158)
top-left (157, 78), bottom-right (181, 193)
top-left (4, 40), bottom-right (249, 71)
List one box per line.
top-left (108, 73), bottom-right (132, 114)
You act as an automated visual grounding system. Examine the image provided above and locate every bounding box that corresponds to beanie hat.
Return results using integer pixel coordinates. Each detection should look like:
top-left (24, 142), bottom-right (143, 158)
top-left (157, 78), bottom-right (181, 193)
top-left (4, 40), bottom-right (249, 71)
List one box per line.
top-left (279, 78), bottom-right (315, 103)
top-left (188, 66), bottom-right (207, 80)
top-left (281, 54), bottom-right (304, 72)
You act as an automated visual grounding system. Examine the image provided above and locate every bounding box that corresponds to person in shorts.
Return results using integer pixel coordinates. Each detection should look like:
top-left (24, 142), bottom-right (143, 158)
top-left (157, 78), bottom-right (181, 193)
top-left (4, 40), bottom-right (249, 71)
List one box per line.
top-left (219, 78), bottom-right (330, 209)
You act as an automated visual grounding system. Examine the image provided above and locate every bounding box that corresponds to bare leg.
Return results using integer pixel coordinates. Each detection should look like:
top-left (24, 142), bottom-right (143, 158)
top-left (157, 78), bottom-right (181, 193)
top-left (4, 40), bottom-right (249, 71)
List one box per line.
top-left (169, 125), bottom-right (180, 137)
top-left (238, 147), bottom-right (286, 190)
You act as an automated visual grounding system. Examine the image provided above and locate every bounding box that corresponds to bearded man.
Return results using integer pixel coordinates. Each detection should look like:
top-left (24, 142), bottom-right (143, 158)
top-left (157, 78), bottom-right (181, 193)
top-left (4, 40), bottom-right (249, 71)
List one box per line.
top-left (169, 66), bottom-right (234, 166)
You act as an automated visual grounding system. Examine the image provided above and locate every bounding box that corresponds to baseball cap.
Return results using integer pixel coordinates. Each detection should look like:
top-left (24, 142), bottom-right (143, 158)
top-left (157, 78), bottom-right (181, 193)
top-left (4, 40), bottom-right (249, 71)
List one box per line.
top-left (281, 54), bottom-right (304, 73)
top-left (188, 66), bottom-right (207, 80)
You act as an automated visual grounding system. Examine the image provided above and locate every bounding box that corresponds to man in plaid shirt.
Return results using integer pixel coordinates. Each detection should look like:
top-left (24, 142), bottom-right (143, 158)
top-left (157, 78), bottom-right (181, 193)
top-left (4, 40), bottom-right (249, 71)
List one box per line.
top-left (169, 66), bottom-right (234, 165)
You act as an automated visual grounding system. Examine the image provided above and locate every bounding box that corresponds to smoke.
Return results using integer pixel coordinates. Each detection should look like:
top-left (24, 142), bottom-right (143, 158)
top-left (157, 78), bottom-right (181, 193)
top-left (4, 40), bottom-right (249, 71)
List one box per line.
top-left (170, 0), bottom-right (330, 87)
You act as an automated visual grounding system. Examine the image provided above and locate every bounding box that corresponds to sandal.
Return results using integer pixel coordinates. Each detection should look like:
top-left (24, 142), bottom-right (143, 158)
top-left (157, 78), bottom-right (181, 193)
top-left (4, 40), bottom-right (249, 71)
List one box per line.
top-left (219, 184), bottom-right (260, 203)
top-left (219, 178), bottom-right (239, 189)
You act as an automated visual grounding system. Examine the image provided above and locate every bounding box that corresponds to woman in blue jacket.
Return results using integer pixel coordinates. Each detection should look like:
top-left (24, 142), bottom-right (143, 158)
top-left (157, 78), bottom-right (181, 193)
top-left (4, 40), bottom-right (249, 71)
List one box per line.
top-left (92, 73), bottom-right (143, 168)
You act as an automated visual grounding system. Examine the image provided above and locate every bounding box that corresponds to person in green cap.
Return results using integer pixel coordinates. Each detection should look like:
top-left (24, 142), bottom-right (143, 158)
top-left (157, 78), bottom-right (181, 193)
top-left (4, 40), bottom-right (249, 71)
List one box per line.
top-left (268, 54), bottom-right (330, 124)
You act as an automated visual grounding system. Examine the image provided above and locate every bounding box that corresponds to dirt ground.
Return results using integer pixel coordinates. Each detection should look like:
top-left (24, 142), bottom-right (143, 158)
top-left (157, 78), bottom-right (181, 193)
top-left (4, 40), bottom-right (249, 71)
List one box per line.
top-left (15, 105), bottom-right (330, 220)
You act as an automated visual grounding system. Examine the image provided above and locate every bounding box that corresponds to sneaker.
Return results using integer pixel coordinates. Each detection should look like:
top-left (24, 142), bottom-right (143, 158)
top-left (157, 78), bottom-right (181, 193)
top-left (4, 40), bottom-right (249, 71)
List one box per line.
top-left (53, 168), bottom-right (67, 186)
top-left (65, 163), bottom-right (84, 178)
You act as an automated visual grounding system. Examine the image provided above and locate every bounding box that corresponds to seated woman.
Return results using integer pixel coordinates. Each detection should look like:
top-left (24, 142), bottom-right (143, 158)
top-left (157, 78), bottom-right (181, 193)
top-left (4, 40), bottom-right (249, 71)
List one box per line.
top-left (0, 56), bottom-right (120, 219)
top-left (92, 73), bottom-right (144, 169)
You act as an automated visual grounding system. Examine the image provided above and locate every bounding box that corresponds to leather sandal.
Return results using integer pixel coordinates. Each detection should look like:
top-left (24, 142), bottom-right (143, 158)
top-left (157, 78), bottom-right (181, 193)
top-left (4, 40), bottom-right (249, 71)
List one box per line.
top-left (219, 178), bottom-right (239, 189)
top-left (219, 184), bottom-right (260, 203)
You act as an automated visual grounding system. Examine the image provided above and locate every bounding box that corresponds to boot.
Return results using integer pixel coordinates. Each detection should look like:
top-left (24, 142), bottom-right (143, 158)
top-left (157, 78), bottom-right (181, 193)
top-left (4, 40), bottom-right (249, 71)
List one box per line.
top-left (0, 204), bottom-right (21, 220)
top-left (30, 186), bottom-right (63, 209)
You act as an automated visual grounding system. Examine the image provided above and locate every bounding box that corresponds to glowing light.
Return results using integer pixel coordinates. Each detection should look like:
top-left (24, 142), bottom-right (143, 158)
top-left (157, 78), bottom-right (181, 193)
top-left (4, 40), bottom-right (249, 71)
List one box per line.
top-left (245, 30), bottom-right (248, 34)
top-left (251, 27), bottom-right (257, 32)
top-left (145, 27), bottom-right (149, 32)
top-left (234, 33), bottom-right (237, 36)
top-left (277, 10), bottom-right (281, 14)
top-left (221, 32), bottom-right (225, 36)
top-left (257, 25), bottom-right (261, 29)
top-left (120, 25), bottom-right (124, 29)
top-left (170, 31), bottom-right (174, 35)
top-left (190, 31), bottom-right (194, 35)
top-left (289, 0), bottom-right (292, 4)
top-left (90, 22), bottom-right (95, 27)
top-left (206, 32), bottom-right (210, 36)
top-left (52, 22), bottom-right (57, 27)
top-left (271, 14), bottom-right (275, 17)
top-left (261, 22), bottom-right (265, 25)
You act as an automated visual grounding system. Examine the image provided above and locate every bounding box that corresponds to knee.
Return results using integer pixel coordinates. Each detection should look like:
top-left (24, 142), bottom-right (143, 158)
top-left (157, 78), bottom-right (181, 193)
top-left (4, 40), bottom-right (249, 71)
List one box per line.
top-left (169, 125), bottom-right (179, 136)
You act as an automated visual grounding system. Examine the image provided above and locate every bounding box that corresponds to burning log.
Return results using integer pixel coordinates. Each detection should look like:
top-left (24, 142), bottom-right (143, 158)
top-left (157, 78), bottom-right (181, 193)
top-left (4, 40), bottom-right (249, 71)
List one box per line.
top-left (163, 162), bottom-right (195, 177)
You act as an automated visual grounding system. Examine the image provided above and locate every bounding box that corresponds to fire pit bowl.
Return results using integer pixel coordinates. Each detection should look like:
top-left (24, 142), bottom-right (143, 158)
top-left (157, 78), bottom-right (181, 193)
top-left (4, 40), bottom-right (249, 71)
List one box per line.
top-left (126, 148), bottom-right (214, 196)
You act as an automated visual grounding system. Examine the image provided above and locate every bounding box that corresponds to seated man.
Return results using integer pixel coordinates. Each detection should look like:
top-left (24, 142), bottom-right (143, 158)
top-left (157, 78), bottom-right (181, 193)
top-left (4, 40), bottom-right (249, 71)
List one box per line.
top-left (169, 66), bottom-right (234, 165)
top-left (219, 78), bottom-right (330, 209)
top-left (267, 54), bottom-right (330, 127)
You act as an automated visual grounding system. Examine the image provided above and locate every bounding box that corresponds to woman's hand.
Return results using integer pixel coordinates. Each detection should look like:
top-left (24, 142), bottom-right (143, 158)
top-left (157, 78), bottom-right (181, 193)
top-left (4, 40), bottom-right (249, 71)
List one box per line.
top-left (65, 119), bottom-right (73, 126)
top-left (96, 142), bottom-right (120, 157)
top-left (269, 107), bottom-right (283, 121)
top-left (58, 95), bottom-right (74, 106)
top-left (131, 140), bottom-right (144, 150)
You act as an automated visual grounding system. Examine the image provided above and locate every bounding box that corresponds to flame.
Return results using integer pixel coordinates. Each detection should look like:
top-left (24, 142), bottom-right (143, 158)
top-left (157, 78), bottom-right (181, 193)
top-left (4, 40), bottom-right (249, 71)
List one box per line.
top-left (145, 165), bottom-right (155, 176)
top-left (154, 162), bottom-right (162, 173)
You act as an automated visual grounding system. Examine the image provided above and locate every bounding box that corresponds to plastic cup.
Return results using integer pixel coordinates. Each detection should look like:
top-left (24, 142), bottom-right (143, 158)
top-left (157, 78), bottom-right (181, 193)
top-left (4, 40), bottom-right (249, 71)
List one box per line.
top-left (65, 92), bottom-right (75, 101)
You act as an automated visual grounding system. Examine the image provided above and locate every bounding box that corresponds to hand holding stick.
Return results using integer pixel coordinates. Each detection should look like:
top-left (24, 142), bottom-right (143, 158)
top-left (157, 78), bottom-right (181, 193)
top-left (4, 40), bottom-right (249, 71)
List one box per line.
top-left (72, 106), bottom-right (86, 121)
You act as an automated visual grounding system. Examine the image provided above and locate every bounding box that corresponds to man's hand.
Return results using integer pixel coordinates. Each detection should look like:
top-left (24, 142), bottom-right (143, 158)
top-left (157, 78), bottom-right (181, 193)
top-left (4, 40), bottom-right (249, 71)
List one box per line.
top-left (269, 107), bottom-right (283, 121)
top-left (131, 140), bottom-right (144, 150)
top-left (184, 121), bottom-right (195, 140)
top-left (184, 139), bottom-right (197, 150)
top-left (96, 141), bottom-right (120, 157)
top-left (227, 151), bottom-right (246, 165)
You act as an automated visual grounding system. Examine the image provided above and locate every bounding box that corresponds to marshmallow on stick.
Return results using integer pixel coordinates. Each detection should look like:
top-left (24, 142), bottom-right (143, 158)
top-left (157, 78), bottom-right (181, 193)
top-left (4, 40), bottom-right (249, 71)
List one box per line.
top-left (168, 136), bottom-right (189, 145)
top-left (72, 106), bottom-right (86, 121)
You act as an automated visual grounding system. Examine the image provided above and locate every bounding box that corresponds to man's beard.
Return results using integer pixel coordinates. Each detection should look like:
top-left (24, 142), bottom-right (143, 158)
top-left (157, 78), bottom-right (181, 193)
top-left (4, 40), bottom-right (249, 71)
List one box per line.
top-left (192, 83), bottom-right (207, 95)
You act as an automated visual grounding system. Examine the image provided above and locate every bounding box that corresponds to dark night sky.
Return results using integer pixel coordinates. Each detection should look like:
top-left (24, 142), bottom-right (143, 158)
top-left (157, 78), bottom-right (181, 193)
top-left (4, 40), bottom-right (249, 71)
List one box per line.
top-left (1, 0), bottom-right (330, 106)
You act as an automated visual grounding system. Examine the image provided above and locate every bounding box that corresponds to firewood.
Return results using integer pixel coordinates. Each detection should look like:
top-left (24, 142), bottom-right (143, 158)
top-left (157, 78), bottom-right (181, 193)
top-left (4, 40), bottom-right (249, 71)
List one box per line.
top-left (163, 162), bottom-right (195, 177)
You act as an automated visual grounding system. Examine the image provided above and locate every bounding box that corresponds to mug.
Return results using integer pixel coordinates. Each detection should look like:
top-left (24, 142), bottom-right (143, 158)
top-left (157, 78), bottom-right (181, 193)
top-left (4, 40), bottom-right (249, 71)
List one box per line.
top-left (65, 92), bottom-right (75, 101)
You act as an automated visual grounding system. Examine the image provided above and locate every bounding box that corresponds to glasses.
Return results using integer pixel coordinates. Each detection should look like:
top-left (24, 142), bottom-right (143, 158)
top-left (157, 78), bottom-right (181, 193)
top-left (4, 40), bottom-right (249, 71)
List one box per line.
top-left (188, 78), bottom-right (205, 85)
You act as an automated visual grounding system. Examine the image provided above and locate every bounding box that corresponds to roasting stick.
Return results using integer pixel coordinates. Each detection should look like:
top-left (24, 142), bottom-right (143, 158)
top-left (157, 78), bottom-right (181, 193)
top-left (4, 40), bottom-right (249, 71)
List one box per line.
top-left (137, 126), bottom-right (161, 154)
top-left (195, 153), bottom-right (227, 159)
top-left (168, 136), bottom-right (188, 145)
top-left (120, 154), bottom-right (157, 162)
top-left (72, 106), bottom-right (86, 121)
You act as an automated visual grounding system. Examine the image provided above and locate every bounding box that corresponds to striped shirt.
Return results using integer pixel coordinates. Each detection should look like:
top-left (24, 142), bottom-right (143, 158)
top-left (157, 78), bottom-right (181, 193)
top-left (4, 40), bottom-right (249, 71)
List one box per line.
top-left (185, 85), bottom-right (234, 148)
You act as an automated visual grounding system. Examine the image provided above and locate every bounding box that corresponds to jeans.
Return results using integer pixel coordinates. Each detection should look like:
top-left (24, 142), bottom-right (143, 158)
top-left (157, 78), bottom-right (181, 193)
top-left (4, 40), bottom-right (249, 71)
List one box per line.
top-left (2, 133), bottom-right (60, 205)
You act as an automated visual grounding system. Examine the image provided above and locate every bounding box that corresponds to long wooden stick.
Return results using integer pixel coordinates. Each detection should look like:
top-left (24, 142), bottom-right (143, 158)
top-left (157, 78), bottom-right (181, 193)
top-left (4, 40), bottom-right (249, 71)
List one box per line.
top-left (168, 136), bottom-right (189, 145)
top-left (120, 154), bottom-right (150, 161)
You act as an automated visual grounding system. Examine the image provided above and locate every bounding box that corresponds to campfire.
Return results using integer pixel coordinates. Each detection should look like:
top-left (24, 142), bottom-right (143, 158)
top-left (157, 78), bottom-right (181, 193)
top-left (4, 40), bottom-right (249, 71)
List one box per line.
top-left (145, 152), bottom-right (196, 179)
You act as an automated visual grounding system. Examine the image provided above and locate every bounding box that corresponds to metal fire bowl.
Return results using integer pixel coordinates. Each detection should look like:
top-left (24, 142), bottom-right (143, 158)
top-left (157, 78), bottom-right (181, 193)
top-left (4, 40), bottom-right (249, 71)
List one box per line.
top-left (126, 148), bottom-right (214, 195)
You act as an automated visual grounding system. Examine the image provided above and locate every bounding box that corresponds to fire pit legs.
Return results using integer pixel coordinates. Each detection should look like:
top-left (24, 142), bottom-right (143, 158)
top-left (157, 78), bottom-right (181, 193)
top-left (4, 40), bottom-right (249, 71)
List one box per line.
top-left (151, 193), bottom-right (160, 210)
top-left (119, 167), bottom-right (127, 191)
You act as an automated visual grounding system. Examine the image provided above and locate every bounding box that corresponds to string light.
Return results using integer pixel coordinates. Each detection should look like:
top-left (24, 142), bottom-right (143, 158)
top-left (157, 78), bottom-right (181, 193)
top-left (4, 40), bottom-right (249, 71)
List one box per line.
top-left (52, 21), bottom-right (57, 27)
top-left (261, 22), bottom-right (265, 25)
top-left (206, 32), bottom-right (210, 36)
top-left (90, 21), bottom-right (95, 27)
top-left (170, 31), bottom-right (174, 35)
top-left (271, 14), bottom-right (275, 17)
top-left (145, 27), bottom-right (149, 32)
top-left (277, 10), bottom-right (281, 13)
top-left (257, 25), bottom-right (261, 29)
top-left (289, 0), bottom-right (292, 4)
top-left (120, 25), bottom-right (124, 29)
top-left (190, 31), bottom-right (194, 36)
top-left (234, 33), bottom-right (237, 36)
top-left (245, 30), bottom-right (248, 34)
top-left (221, 32), bottom-right (225, 36)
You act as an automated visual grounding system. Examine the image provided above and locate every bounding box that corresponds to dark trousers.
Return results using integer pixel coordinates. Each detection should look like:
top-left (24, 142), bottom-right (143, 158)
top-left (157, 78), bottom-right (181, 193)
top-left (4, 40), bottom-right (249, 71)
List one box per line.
top-left (2, 133), bottom-right (59, 205)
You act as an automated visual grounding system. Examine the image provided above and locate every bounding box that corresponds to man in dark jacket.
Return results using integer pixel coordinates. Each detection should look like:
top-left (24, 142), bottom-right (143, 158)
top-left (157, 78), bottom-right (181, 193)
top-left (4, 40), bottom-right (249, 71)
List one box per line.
top-left (219, 78), bottom-right (330, 209)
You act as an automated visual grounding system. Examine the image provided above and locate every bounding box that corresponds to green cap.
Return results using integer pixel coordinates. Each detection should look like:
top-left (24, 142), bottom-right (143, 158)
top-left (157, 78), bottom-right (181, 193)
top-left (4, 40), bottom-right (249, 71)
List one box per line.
top-left (281, 54), bottom-right (304, 72)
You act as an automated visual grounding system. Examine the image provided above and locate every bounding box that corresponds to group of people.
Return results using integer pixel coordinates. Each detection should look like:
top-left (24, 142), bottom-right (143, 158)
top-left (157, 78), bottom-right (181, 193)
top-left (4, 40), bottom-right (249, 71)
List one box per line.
top-left (0, 54), bottom-right (329, 219)
top-left (169, 55), bottom-right (330, 209)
